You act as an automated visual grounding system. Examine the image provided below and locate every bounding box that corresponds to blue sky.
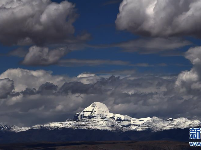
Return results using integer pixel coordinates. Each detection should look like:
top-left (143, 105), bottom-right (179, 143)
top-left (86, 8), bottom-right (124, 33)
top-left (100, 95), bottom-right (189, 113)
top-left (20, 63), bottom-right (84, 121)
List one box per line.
top-left (0, 0), bottom-right (196, 76)
top-left (2, 0), bottom-right (201, 126)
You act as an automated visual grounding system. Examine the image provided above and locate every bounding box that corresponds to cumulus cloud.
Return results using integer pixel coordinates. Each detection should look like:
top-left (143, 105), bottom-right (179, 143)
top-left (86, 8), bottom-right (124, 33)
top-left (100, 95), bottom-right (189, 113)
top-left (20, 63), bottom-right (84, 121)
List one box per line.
top-left (21, 46), bottom-right (69, 66)
top-left (0, 0), bottom-right (88, 46)
top-left (176, 47), bottom-right (201, 94)
top-left (0, 79), bottom-right (14, 98)
top-left (185, 47), bottom-right (201, 67)
top-left (116, 0), bottom-right (201, 37)
top-left (0, 68), bottom-right (69, 92)
top-left (114, 38), bottom-right (191, 54)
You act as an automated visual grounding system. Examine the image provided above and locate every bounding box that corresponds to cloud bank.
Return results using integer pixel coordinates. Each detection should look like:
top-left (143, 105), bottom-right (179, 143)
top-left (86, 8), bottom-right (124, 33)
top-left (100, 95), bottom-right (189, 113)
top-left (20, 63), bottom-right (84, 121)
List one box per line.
top-left (0, 68), bottom-right (200, 126)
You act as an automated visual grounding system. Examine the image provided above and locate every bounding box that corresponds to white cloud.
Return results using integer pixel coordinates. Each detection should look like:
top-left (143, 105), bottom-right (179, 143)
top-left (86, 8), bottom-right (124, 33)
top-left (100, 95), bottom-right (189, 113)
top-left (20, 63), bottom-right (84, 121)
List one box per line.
top-left (21, 46), bottom-right (68, 66)
top-left (176, 47), bottom-right (201, 93)
top-left (77, 73), bottom-right (96, 78)
top-left (0, 68), bottom-right (68, 92)
top-left (185, 47), bottom-right (201, 66)
top-left (116, 0), bottom-right (201, 37)
top-left (0, 0), bottom-right (81, 46)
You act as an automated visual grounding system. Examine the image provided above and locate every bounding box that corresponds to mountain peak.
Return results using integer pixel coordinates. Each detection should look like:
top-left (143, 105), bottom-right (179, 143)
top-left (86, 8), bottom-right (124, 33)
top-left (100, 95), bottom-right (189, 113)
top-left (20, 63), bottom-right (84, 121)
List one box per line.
top-left (75, 102), bottom-right (110, 121)
top-left (3, 102), bottom-right (201, 133)
top-left (91, 102), bottom-right (109, 110)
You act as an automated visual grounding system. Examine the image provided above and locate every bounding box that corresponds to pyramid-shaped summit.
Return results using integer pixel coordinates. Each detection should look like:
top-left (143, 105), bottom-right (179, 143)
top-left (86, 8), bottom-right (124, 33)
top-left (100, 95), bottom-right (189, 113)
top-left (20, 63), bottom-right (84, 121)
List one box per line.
top-left (75, 102), bottom-right (110, 120)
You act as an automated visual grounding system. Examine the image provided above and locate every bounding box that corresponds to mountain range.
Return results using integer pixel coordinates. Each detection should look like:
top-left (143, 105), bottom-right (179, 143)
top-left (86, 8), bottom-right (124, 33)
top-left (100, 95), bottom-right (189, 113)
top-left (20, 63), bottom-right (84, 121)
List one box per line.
top-left (0, 102), bottom-right (200, 143)
top-left (1, 102), bottom-right (200, 133)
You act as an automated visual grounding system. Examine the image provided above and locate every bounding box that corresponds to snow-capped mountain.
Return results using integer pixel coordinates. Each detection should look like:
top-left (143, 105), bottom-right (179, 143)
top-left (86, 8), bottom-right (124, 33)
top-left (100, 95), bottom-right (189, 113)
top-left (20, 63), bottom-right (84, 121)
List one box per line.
top-left (3, 102), bottom-right (201, 133)
top-left (0, 124), bottom-right (13, 131)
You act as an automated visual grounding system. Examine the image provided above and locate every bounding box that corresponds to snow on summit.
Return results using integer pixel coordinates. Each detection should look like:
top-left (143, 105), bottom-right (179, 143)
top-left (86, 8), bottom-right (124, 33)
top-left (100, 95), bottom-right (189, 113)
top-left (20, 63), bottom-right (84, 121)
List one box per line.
top-left (77, 102), bottom-right (110, 120)
top-left (4, 102), bottom-right (201, 133)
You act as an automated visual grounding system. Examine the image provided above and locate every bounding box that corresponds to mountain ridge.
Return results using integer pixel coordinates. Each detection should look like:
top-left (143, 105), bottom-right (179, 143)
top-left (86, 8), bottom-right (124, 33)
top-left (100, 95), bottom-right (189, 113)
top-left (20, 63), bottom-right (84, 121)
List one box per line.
top-left (1, 102), bottom-right (201, 133)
